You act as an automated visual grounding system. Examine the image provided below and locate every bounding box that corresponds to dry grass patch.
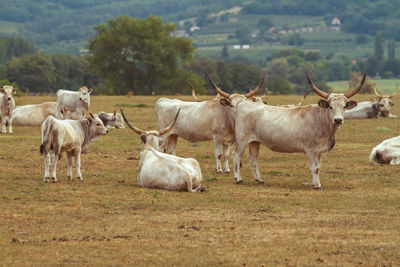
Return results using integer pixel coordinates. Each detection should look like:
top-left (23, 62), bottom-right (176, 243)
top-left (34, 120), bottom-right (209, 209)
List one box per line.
top-left (0, 95), bottom-right (400, 265)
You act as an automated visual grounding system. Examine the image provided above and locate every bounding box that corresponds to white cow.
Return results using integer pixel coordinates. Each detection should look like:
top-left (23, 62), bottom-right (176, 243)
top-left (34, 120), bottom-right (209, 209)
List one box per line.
top-left (40, 113), bottom-right (108, 182)
top-left (156, 74), bottom-right (265, 173)
top-left (56, 86), bottom-right (92, 119)
top-left (12, 102), bottom-right (57, 126)
top-left (98, 111), bottom-right (125, 128)
top-left (121, 109), bottom-right (204, 192)
top-left (208, 69), bottom-right (366, 189)
top-left (0, 85), bottom-right (16, 133)
top-left (373, 85), bottom-right (398, 118)
top-left (370, 135), bottom-right (400, 165)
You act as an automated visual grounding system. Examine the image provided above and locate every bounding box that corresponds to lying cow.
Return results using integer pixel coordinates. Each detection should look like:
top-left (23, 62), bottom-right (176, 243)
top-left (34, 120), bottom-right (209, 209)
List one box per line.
top-left (208, 69), bottom-right (366, 189)
top-left (156, 74), bottom-right (265, 173)
top-left (374, 85), bottom-right (398, 118)
top-left (56, 86), bottom-right (92, 119)
top-left (120, 109), bottom-right (204, 192)
top-left (98, 111), bottom-right (125, 128)
top-left (40, 113), bottom-right (108, 182)
top-left (370, 135), bottom-right (400, 165)
top-left (0, 85), bottom-right (16, 133)
top-left (12, 102), bottom-right (57, 126)
top-left (344, 101), bottom-right (383, 119)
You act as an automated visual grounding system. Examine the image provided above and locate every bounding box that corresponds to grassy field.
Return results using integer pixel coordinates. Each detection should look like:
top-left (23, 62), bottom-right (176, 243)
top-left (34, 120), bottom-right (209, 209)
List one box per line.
top-left (1, 94), bottom-right (400, 265)
top-left (328, 79), bottom-right (400, 93)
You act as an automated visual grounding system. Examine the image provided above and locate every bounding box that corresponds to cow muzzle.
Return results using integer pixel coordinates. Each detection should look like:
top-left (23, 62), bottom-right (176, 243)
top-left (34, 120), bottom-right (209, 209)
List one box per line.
top-left (7, 97), bottom-right (11, 100)
top-left (334, 118), bottom-right (343, 125)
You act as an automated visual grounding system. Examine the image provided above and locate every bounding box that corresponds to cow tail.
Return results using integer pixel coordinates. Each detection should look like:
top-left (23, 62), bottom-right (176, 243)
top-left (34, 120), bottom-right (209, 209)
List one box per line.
top-left (40, 118), bottom-right (53, 155)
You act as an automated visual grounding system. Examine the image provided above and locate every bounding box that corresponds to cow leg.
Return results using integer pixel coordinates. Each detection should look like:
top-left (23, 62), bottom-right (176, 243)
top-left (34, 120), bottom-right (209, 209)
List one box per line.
top-left (165, 134), bottom-right (178, 155)
top-left (233, 142), bottom-right (247, 184)
top-left (213, 137), bottom-right (223, 173)
top-left (1, 117), bottom-right (6, 133)
top-left (306, 151), bottom-right (322, 189)
top-left (75, 150), bottom-right (83, 181)
top-left (248, 141), bottom-right (263, 183)
top-left (8, 118), bottom-right (12, 133)
top-left (66, 151), bottom-right (73, 180)
top-left (43, 152), bottom-right (51, 182)
top-left (50, 151), bottom-right (59, 183)
top-left (222, 144), bottom-right (231, 173)
top-left (390, 157), bottom-right (400, 165)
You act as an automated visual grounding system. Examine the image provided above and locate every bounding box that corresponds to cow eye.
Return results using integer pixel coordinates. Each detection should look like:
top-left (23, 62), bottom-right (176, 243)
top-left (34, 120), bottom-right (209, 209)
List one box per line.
top-left (96, 123), bottom-right (101, 126)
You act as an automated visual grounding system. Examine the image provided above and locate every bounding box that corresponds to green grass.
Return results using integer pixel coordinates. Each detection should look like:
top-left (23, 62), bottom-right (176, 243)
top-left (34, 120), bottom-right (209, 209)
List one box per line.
top-left (328, 79), bottom-right (399, 92)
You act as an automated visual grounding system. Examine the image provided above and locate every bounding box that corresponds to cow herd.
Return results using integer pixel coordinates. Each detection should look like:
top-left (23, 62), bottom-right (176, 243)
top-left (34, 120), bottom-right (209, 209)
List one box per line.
top-left (1, 69), bottom-right (400, 191)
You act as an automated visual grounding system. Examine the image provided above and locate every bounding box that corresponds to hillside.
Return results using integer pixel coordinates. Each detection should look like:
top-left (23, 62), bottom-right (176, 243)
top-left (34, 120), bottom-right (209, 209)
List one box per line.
top-left (1, 0), bottom-right (400, 60)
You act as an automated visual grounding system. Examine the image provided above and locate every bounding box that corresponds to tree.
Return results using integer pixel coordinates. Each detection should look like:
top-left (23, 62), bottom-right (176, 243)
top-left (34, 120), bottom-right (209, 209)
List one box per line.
top-left (221, 44), bottom-right (229, 59)
top-left (265, 75), bottom-right (294, 95)
top-left (349, 71), bottom-right (374, 94)
top-left (374, 32), bottom-right (384, 62)
top-left (388, 39), bottom-right (395, 59)
top-left (257, 17), bottom-right (273, 34)
top-left (7, 54), bottom-right (56, 93)
top-left (87, 15), bottom-right (196, 95)
top-left (356, 34), bottom-right (367, 45)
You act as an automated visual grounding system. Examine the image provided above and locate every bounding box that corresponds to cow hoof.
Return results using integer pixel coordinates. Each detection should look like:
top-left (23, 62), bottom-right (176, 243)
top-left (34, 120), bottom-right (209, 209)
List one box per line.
top-left (224, 170), bottom-right (231, 174)
top-left (216, 170), bottom-right (222, 174)
top-left (43, 177), bottom-right (49, 182)
top-left (51, 178), bottom-right (57, 183)
top-left (77, 177), bottom-right (83, 181)
top-left (67, 176), bottom-right (72, 180)
top-left (255, 180), bottom-right (265, 184)
top-left (236, 180), bottom-right (243, 184)
top-left (198, 186), bottom-right (206, 192)
top-left (313, 186), bottom-right (322, 190)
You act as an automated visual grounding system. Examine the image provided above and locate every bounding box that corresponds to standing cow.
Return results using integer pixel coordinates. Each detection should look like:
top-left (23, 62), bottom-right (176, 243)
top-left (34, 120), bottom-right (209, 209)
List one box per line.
top-left (56, 86), bottom-right (92, 119)
top-left (12, 102), bottom-right (57, 126)
top-left (121, 109), bottom-right (204, 192)
top-left (40, 114), bottom-right (108, 182)
top-left (209, 69), bottom-right (366, 189)
top-left (155, 74), bottom-right (265, 173)
top-left (0, 85), bottom-right (16, 133)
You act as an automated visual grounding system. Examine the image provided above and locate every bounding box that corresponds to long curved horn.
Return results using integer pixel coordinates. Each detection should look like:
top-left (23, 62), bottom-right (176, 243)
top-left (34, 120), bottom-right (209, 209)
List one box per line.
top-left (344, 68), bottom-right (367, 99)
top-left (158, 109), bottom-right (180, 135)
top-left (206, 72), bottom-right (230, 99)
top-left (245, 71), bottom-right (266, 98)
top-left (297, 90), bottom-right (312, 106)
top-left (120, 109), bottom-right (145, 135)
top-left (305, 70), bottom-right (329, 99)
top-left (187, 82), bottom-right (200, 102)
top-left (373, 83), bottom-right (383, 97)
top-left (390, 84), bottom-right (399, 98)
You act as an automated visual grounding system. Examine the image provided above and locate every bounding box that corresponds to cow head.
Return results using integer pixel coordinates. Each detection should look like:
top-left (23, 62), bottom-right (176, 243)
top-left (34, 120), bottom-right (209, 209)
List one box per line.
top-left (1, 85), bottom-right (16, 101)
top-left (306, 69), bottom-right (366, 125)
top-left (374, 84), bottom-right (397, 117)
top-left (120, 109), bottom-right (180, 152)
top-left (206, 71), bottom-right (267, 108)
top-left (79, 86), bottom-right (93, 103)
top-left (87, 113), bottom-right (109, 136)
top-left (107, 110), bottom-right (125, 128)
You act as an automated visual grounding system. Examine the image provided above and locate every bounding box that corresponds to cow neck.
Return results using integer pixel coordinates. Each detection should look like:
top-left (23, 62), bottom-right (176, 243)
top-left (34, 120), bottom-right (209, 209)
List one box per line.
top-left (79, 119), bottom-right (95, 153)
top-left (317, 107), bottom-right (340, 139)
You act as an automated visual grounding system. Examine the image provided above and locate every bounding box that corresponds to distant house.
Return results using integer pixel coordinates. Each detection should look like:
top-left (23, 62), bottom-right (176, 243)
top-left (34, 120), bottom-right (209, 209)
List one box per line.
top-left (174, 30), bottom-right (188, 37)
top-left (242, 45), bottom-right (250, 49)
top-left (331, 17), bottom-right (341, 26)
top-left (190, 26), bottom-right (200, 32)
top-left (233, 45), bottom-right (241, 50)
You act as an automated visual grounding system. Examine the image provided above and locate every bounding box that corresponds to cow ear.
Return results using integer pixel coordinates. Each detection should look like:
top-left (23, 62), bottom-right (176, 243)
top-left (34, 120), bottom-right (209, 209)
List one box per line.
top-left (88, 88), bottom-right (93, 94)
top-left (113, 110), bottom-right (116, 116)
top-left (87, 117), bottom-right (92, 124)
top-left (140, 134), bottom-right (146, 144)
top-left (12, 88), bottom-right (16, 94)
top-left (219, 98), bottom-right (233, 107)
top-left (0, 88), bottom-right (4, 93)
top-left (346, 100), bottom-right (357, 110)
top-left (89, 113), bottom-right (94, 118)
top-left (390, 101), bottom-right (394, 106)
top-left (318, 99), bottom-right (330, 109)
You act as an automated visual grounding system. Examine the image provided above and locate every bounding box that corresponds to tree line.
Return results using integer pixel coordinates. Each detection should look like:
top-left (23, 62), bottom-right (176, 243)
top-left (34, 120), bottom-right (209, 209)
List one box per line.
top-left (0, 15), bottom-right (396, 96)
